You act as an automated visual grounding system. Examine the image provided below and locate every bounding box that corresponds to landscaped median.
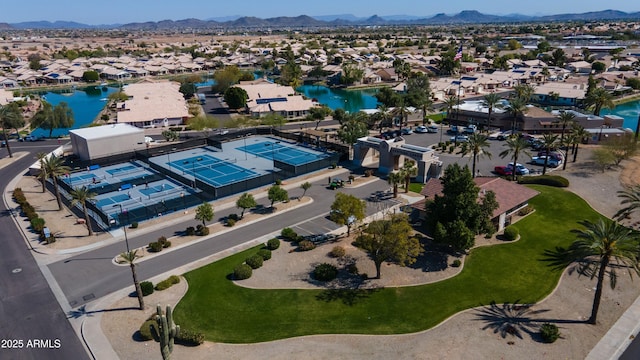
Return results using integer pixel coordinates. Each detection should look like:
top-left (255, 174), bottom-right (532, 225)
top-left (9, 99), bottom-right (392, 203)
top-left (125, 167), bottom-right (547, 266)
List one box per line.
top-left (172, 185), bottom-right (603, 343)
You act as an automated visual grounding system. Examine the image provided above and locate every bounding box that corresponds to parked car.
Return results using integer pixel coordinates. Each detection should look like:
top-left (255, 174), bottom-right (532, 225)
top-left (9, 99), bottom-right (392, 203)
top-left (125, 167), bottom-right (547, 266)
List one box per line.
top-left (464, 125), bottom-right (477, 134)
top-left (446, 125), bottom-right (458, 134)
top-left (450, 135), bottom-right (469, 142)
top-left (427, 125), bottom-right (439, 133)
top-left (401, 128), bottom-right (413, 135)
top-left (20, 134), bottom-right (43, 142)
top-left (415, 125), bottom-right (429, 133)
top-left (506, 162), bottom-right (530, 175)
top-left (531, 156), bottom-right (561, 167)
top-left (537, 151), bottom-right (564, 161)
top-left (493, 166), bottom-right (513, 176)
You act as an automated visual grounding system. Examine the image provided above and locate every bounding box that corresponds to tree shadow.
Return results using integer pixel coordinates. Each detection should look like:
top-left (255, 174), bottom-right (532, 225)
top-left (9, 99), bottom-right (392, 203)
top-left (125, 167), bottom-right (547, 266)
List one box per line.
top-left (67, 304), bottom-right (139, 319)
top-left (408, 250), bottom-right (449, 272)
top-left (315, 287), bottom-right (381, 306)
top-left (474, 301), bottom-right (587, 341)
top-left (539, 246), bottom-right (577, 272)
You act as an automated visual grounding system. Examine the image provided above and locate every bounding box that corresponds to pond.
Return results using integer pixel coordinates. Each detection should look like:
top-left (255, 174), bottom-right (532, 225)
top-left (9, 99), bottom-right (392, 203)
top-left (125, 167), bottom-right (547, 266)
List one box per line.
top-left (600, 99), bottom-right (640, 130)
top-left (296, 84), bottom-right (379, 113)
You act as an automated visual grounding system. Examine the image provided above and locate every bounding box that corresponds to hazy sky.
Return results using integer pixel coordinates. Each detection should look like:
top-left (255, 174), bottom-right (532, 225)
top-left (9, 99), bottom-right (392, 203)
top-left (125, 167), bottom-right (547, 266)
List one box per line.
top-left (1, 0), bottom-right (638, 24)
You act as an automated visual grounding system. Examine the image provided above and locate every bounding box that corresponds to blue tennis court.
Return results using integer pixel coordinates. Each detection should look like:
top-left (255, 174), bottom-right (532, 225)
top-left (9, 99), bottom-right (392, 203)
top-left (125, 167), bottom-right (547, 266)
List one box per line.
top-left (169, 155), bottom-right (258, 187)
top-left (95, 193), bottom-right (130, 208)
top-left (139, 183), bottom-right (175, 196)
top-left (240, 141), bottom-right (329, 165)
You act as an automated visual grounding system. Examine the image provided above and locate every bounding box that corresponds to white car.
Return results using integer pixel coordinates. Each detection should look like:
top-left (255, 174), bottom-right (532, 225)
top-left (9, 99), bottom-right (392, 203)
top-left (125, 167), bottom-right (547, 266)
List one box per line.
top-left (427, 125), bottom-right (439, 133)
top-left (415, 125), bottom-right (429, 133)
top-left (506, 162), bottom-right (530, 175)
top-left (450, 135), bottom-right (469, 142)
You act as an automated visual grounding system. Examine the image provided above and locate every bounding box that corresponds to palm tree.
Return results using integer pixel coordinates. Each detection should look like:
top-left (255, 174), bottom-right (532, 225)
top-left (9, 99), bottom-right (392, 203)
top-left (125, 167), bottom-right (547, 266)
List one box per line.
top-left (505, 97), bottom-right (527, 133)
top-left (70, 186), bottom-right (97, 236)
top-left (614, 185), bottom-right (640, 221)
top-left (376, 104), bottom-right (391, 133)
top-left (539, 133), bottom-right (559, 175)
top-left (387, 171), bottom-right (404, 198)
top-left (41, 154), bottom-right (70, 210)
top-left (570, 125), bottom-right (590, 163)
top-left (443, 94), bottom-right (459, 123)
top-left (499, 136), bottom-right (530, 181)
top-left (584, 87), bottom-right (615, 116)
top-left (481, 93), bottom-right (503, 131)
top-left (512, 84), bottom-right (536, 102)
top-left (0, 103), bottom-right (24, 158)
top-left (557, 111), bottom-right (576, 144)
top-left (36, 152), bottom-right (48, 193)
top-left (120, 250), bottom-right (145, 310)
top-left (460, 133), bottom-right (492, 177)
top-left (391, 98), bottom-right (410, 132)
top-left (570, 219), bottom-right (640, 324)
top-left (400, 160), bottom-right (418, 193)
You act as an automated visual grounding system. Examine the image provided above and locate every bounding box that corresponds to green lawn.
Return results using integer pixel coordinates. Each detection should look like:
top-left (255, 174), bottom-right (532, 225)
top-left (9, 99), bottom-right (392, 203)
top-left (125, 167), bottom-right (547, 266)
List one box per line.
top-left (174, 185), bottom-right (602, 343)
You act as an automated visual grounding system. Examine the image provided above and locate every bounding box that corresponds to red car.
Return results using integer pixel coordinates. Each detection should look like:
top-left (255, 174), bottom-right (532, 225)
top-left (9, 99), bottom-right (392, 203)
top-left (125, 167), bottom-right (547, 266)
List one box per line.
top-left (494, 166), bottom-right (513, 176)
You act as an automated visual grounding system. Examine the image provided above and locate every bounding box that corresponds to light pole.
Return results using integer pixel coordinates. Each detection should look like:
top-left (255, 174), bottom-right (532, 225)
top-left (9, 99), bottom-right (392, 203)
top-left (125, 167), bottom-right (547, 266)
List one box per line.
top-left (113, 204), bottom-right (130, 252)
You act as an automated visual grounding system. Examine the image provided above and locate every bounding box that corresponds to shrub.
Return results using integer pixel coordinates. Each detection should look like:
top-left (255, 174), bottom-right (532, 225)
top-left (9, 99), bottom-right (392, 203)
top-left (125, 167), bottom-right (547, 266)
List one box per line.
top-left (185, 226), bottom-right (196, 236)
top-left (130, 221), bottom-right (139, 229)
top-left (148, 241), bottom-right (163, 253)
top-left (348, 175), bottom-right (355, 181)
top-left (451, 259), bottom-right (462, 267)
top-left (30, 217), bottom-right (46, 232)
top-left (257, 248), bottom-right (272, 261)
top-left (518, 175), bottom-right (569, 187)
top-left (138, 319), bottom-right (157, 341)
top-left (313, 263), bottom-right (338, 281)
top-left (233, 264), bottom-right (252, 280)
top-left (175, 328), bottom-right (205, 346)
top-left (140, 281), bottom-right (154, 296)
top-left (503, 226), bottom-right (519, 241)
top-left (517, 205), bottom-right (534, 216)
top-left (196, 225), bottom-right (210, 236)
top-left (281, 227), bottom-right (298, 241)
top-left (157, 236), bottom-right (170, 248)
top-left (266, 238), bottom-right (280, 250)
top-left (298, 240), bottom-right (316, 251)
top-left (155, 275), bottom-right (180, 291)
top-left (245, 254), bottom-right (264, 269)
top-left (228, 213), bottom-right (239, 221)
top-left (346, 263), bottom-right (359, 274)
top-left (364, 169), bottom-right (374, 177)
top-left (330, 246), bottom-right (346, 258)
top-left (540, 323), bottom-right (560, 343)
top-left (275, 178), bottom-right (282, 185)
top-left (226, 219), bottom-right (236, 227)
top-left (163, 240), bottom-right (171, 248)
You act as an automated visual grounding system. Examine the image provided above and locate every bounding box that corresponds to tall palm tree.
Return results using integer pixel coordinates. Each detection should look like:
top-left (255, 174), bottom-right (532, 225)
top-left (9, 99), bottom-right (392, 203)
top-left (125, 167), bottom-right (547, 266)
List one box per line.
top-left (41, 154), bottom-right (70, 210)
top-left (499, 136), bottom-right (530, 181)
top-left (460, 133), bottom-right (492, 177)
top-left (0, 103), bottom-right (24, 159)
top-left (376, 104), bottom-right (391, 133)
top-left (391, 98), bottom-right (410, 132)
top-left (481, 93), bottom-right (503, 131)
top-left (505, 97), bottom-right (527, 133)
top-left (120, 250), bottom-right (145, 310)
top-left (443, 94), bottom-right (459, 122)
top-left (584, 87), bottom-right (615, 116)
top-left (614, 185), bottom-right (640, 221)
top-left (387, 171), bottom-right (404, 198)
top-left (570, 125), bottom-right (590, 163)
top-left (400, 160), bottom-right (418, 193)
top-left (70, 186), bottom-right (97, 236)
top-left (539, 133), bottom-right (559, 175)
top-left (557, 111), bottom-right (576, 144)
top-left (570, 219), bottom-right (640, 324)
top-left (512, 84), bottom-right (536, 102)
top-left (36, 152), bottom-right (48, 193)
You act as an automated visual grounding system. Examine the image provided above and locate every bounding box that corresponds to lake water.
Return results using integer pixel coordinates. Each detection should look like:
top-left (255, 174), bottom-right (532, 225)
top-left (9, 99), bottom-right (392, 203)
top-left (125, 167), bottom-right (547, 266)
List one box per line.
top-left (30, 86), bottom-right (117, 138)
top-left (296, 85), bottom-right (379, 113)
top-left (600, 99), bottom-right (640, 130)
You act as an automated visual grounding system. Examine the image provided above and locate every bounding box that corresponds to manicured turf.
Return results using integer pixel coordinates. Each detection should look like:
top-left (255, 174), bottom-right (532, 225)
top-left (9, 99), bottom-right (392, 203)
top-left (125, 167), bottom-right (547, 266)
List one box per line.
top-left (173, 185), bottom-right (603, 343)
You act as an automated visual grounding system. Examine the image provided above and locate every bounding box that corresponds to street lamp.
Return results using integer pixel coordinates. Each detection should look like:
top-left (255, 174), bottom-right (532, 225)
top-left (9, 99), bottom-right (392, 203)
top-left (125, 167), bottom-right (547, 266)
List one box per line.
top-left (113, 204), bottom-right (130, 252)
top-left (265, 142), bottom-right (281, 170)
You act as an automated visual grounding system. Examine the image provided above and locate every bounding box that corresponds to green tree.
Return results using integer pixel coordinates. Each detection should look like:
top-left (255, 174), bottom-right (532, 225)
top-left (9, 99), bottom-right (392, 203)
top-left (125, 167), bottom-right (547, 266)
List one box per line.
top-left (280, 60), bottom-right (302, 88)
top-left (0, 103), bottom-right (24, 158)
top-left (481, 93), bottom-right (503, 131)
top-left (178, 81), bottom-right (197, 99)
top-left (539, 133), bottom-right (559, 175)
top-left (460, 133), bottom-right (492, 178)
top-left (224, 87), bottom-right (249, 110)
top-left (108, 91), bottom-right (130, 103)
top-left (236, 193), bottom-right (257, 219)
top-left (307, 106), bottom-right (331, 130)
top-left (557, 111), bottom-right (576, 145)
top-left (570, 124), bottom-right (590, 163)
top-left (212, 65), bottom-right (243, 94)
top-left (400, 160), bottom-right (418, 193)
top-left (584, 87), bottom-right (614, 116)
top-left (31, 101), bottom-right (75, 138)
top-left (28, 53), bottom-right (42, 70)
top-left (267, 185), bottom-right (288, 208)
top-left (505, 97), bottom-right (528, 133)
top-left (329, 192), bottom-right (366, 236)
top-left (336, 115), bottom-right (368, 145)
top-left (187, 115), bottom-right (219, 137)
top-left (354, 213), bottom-right (424, 279)
top-left (41, 154), bottom-right (70, 210)
top-left (591, 61), bottom-right (606, 73)
top-left (591, 148), bottom-right (616, 172)
top-left (300, 181), bottom-right (312, 200)
top-left (569, 219), bottom-right (640, 324)
top-left (512, 84), bottom-right (536, 102)
top-left (82, 70), bottom-right (100, 82)
top-left (405, 73), bottom-right (432, 124)
top-left (70, 186), bottom-right (97, 236)
top-left (340, 63), bottom-right (365, 85)
top-left (615, 185), bottom-right (640, 221)
top-left (443, 94), bottom-right (460, 121)
top-left (161, 130), bottom-right (178, 142)
top-left (387, 171), bottom-right (404, 198)
top-left (375, 87), bottom-right (401, 108)
top-left (260, 113), bottom-right (286, 134)
top-left (499, 136), bottom-right (530, 181)
top-left (195, 202), bottom-right (214, 227)
top-left (550, 48), bottom-right (567, 68)
top-left (120, 250), bottom-right (145, 310)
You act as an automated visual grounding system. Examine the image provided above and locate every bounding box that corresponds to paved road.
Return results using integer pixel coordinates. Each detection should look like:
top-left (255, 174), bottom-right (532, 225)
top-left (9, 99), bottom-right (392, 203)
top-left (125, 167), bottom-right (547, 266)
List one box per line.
top-left (48, 176), bottom-right (397, 308)
top-left (0, 141), bottom-right (89, 360)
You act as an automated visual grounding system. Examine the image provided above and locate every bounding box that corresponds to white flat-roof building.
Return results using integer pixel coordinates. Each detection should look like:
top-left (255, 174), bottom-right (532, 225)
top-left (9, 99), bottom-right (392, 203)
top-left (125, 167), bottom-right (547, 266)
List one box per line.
top-left (70, 124), bottom-right (146, 161)
top-left (116, 80), bottom-right (190, 128)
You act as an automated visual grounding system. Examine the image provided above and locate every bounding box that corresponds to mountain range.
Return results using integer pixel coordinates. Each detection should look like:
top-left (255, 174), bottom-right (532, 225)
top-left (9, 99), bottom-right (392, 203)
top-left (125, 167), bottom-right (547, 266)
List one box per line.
top-left (3, 10), bottom-right (640, 30)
